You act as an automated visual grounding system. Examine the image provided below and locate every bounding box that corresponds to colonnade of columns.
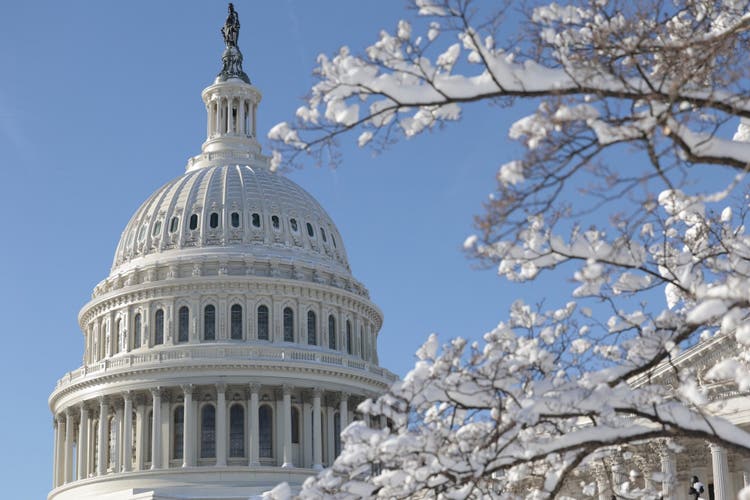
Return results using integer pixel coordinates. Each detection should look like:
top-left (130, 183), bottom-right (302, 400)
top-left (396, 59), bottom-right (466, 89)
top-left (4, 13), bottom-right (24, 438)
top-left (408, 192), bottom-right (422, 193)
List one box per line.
top-left (594, 440), bottom-right (750, 500)
top-left (206, 95), bottom-right (257, 139)
top-left (52, 384), bottom-right (370, 489)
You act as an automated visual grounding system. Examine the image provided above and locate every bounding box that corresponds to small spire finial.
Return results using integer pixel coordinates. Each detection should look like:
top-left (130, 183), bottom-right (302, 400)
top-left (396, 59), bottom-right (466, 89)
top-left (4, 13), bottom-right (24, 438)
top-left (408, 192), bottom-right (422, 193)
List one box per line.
top-left (216, 3), bottom-right (250, 84)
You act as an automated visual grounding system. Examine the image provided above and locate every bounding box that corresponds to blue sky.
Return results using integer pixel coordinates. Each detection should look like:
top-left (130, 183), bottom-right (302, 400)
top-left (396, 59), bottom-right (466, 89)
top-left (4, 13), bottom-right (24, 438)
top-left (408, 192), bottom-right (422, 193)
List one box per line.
top-left (0, 2), bottom-right (557, 496)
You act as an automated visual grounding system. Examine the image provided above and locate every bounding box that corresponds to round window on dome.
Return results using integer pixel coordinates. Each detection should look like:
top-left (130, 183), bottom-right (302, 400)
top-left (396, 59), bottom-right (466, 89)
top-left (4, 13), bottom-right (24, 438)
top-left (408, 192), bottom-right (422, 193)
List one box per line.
top-left (306, 223), bottom-right (314, 238)
top-left (272, 215), bottom-right (280, 230)
top-left (231, 212), bottom-right (240, 228)
top-left (251, 213), bottom-right (261, 228)
top-left (210, 212), bottom-right (219, 229)
top-left (290, 218), bottom-right (298, 232)
top-left (152, 220), bottom-right (162, 237)
top-left (190, 214), bottom-right (198, 230)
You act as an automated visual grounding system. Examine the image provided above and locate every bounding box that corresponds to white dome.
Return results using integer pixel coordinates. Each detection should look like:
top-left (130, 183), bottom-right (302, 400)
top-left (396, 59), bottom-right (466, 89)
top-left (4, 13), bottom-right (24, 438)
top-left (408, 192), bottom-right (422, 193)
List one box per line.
top-left (112, 164), bottom-right (350, 276)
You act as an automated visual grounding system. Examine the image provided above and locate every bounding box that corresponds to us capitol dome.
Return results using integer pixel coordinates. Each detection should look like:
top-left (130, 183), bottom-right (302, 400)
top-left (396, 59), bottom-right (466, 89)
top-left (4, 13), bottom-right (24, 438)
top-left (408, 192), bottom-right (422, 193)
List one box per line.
top-left (48, 5), bottom-right (396, 499)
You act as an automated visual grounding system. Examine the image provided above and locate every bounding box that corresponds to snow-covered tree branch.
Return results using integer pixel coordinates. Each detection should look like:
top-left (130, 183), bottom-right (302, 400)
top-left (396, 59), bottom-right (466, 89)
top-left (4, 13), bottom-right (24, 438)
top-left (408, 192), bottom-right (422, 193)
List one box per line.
top-left (269, 0), bottom-right (750, 498)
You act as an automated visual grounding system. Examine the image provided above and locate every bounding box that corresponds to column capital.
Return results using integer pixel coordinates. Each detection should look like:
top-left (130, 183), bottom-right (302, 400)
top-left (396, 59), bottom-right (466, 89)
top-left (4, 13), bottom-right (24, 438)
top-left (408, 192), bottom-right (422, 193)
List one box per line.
top-left (247, 383), bottom-right (261, 395)
top-left (79, 402), bottom-right (90, 414)
top-left (181, 383), bottom-right (195, 396)
top-left (122, 390), bottom-right (133, 402)
top-left (708, 442), bottom-right (727, 454)
top-left (150, 387), bottom-right (163, 400)
top-left (216, 382), bottom-right (227, 394)
top-left (312, 387), bottom-right (323, 398)
top-left (340, 391), bottom-right (349, 401)
top-left (282, 384), bottom-right (292, 396)
top-left (97, 395), bottom-right (109, 406)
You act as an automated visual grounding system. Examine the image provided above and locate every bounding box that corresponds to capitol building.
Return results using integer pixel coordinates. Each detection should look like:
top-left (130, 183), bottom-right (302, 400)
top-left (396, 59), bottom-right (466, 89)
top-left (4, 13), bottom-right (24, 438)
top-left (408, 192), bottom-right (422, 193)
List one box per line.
top-left (47, 5), bottom-right (396, 499)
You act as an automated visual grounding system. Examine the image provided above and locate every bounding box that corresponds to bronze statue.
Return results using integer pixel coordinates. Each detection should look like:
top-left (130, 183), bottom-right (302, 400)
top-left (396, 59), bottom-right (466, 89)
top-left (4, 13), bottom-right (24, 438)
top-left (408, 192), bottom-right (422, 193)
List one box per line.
top-left (222, 3), bottom-right (240, 48)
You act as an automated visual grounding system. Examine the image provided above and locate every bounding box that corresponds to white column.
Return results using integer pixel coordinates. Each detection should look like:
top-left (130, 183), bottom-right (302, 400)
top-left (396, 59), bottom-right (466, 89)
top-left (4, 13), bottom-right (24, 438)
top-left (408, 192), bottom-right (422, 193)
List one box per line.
top-left (312, 389), bottom-right (322, 470)
top-left (54, 415), bottom-right (65, 487)
top-left (711, 444), bottom-right (730, 500)
top-left (216, 384), bottom-right (227, 466)
top-left (135, 401), bottom-right (145, 471)
top-left (64, 409), bottom-right (74, 483)
top-left (239, 99), bottom-right (246, 136)
top-left (226, 98), bottom-right (232, 134)
top-left (97, 397), bottom-right (108, 476)
top-left (282, 386), bottom-right (293, 468)
top-left (303, 400), bottom-right (312, 468)
top-left (743, 458), bottom-right (750, 488)
top-left (113, 404), bottom-right (122, 473)
top-left (122, 393), bottom-right (133, 472)
top-left (326, 403), bottom-right (335, 465)
top-left (183, 385), bottom-right (195, 467)
top-left (249, 385), bottom-right (259, 466)
top-left (150, 389), bottom-right (162, 470)
top-left (339, 393), bottom-right (349, 433)
top-left (659, 442), bottom-right (676, 499)
top-left (78, 404), bottom-right (89, 480)
top-left (206, 103), bottom-right (212, 138)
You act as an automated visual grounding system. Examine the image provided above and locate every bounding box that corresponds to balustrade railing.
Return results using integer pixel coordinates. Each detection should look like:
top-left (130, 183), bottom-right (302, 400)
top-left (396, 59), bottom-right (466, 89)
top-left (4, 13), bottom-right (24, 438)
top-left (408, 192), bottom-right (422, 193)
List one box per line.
top-left (56, 344), bottom-right (398, 388)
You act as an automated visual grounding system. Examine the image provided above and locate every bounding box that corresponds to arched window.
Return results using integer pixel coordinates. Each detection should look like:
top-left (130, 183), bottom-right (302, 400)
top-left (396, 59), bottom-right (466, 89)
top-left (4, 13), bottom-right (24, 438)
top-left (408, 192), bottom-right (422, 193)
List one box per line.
top-left (332, 234), bottom-right (337, 248)
top-left (307, 311), bottom-right (317, 345)
top-left (259, 405), bottom-right (273, 458)
top-left (230, 304), bottom-right (243, 340)
top-left (320, 227), bottom-right (327, 242)
top-left (231, 212), bottom-right (240, 228)
top-left (271, 215), bottom-right (280, 229)
top-left (334, 412), bottom-right (341, 457)
top-left (200, 405), bottom-right (216, 459)
top-left (133, 313), bottom-right (142, 349)
top-left (251, 213), bottom-right (261, 228)
top-left (204, 305), bottom-right (216, 341)
top-left (229, 405), bottom-right (245, 457)
top-left (306, 223), bottom-right (314, 237)
top-left (154, 309), bottom-right (164, 345)
top-left (189, 213), bottom-right (198, 230)
top-left (257, 305), bottom-right (269, 340)
top-left (169, 216), bottom-right (179, 233)
top-left (173, 406), bottom-right (184, 460)
top-left (289, 218), bottom-right (298, 232)
top-left (209, 212), bottom-right (219, 228)
top-left (178, 306), bottom-right (189, 343)
top-left (283, 307), bottom-right (294, 342)
top-left (291, 407), bottom-right (300, 444)
top-left (152, 220), bottom-right (162, 237)
top-left (346, 320), bottom-right (352, 355)
top-left (328, 315), bottom-right (337, 350)
top-left (114, 318), bottom-right (122, 354)
top-left (360, 326), bottom-right (365, 360)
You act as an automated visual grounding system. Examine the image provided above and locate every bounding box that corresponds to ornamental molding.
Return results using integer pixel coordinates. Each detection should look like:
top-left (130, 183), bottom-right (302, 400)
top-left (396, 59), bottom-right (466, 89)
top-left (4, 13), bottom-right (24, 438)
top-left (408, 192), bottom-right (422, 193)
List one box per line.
top-left (80, 274), bottom-right (382, 330)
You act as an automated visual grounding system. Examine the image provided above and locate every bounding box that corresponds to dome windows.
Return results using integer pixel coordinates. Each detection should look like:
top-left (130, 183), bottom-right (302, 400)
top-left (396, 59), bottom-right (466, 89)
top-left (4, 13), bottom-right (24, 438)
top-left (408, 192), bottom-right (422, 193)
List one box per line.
top-left (231, 212), bottom-right (240, 228)
top-left (178, 306), bottom-right (189, 343)
top-left (138, 225), bottom-right (147, 243)
top-left (169, 216), bottom-right (179, 233)
top-left (251, 213), bottom-right (261, 228)
top-left (152, 220), bottom-right (162, 237)
top-left (307, 311), bottom-right (317, 345)
top-left (154, 309), bottom-right (164, 345)
top-left (328, 315), bottom-right (337, 350)
top-left (209, 212), bottom-right (220, 229)
top-left (271, 215), bottom-right (280, 230)
top-left (320, 227), bottom-right (327, 243)
top-left (230, 304), bottom-right (243, 340)
top-left (204, 305), bottom-right (216, 341)
top-left (283, 307), bottom-right (294, 342)
top-left (289, 218), bottom-right (298, 232)
top-left (306, 223), bottom-right (314, 238)
top-left (257, 305), bottom-right (269, 340)
top-left (189, 214), bottom-right (199, 231)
